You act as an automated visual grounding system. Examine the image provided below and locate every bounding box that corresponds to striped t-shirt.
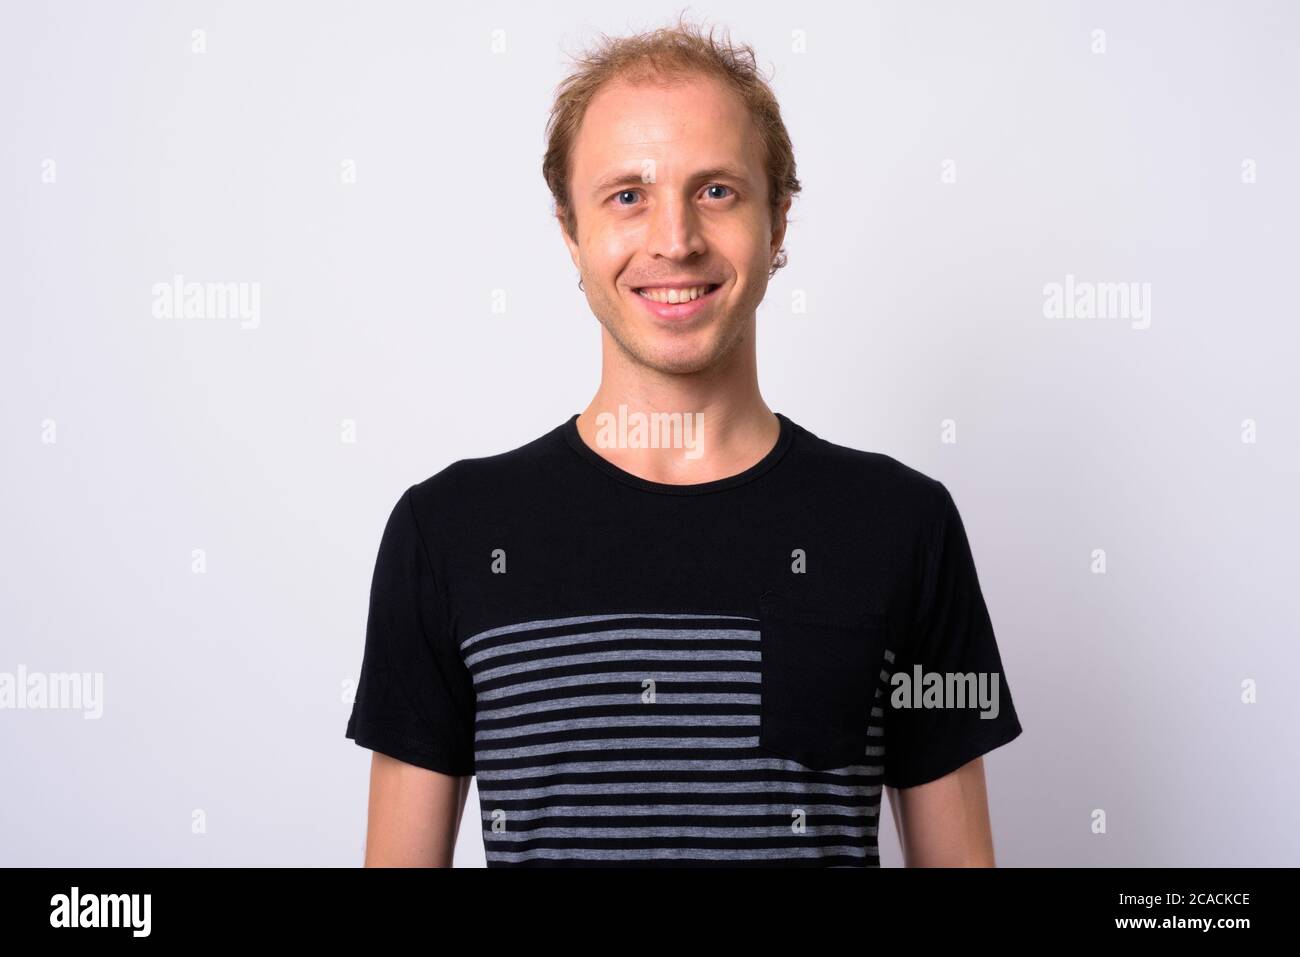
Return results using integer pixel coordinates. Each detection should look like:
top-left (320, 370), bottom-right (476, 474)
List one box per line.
top-left (346, 412), bottom-right (1022, 866)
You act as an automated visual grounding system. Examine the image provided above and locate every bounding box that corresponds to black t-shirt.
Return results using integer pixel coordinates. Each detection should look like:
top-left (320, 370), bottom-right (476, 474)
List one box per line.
top-left (345, 412), bottom-right (1022, 866)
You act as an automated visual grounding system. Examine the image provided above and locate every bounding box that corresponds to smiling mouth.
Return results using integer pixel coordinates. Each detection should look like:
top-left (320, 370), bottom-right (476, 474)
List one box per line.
top-left (633, 283), bottom-right (721, 304)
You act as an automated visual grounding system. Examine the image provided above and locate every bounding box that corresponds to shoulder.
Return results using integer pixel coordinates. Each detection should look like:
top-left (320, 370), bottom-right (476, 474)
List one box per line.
top-left (791, 421), bottom-right (950, 522)
top-left (398, 424), bottom-right (566, 523)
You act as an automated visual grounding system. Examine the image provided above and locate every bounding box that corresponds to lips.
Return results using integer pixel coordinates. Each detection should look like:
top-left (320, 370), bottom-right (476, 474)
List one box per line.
top-left (629, 282), bottom-right (723, 322)
top-left (633, 283), bottom-right (720, 304)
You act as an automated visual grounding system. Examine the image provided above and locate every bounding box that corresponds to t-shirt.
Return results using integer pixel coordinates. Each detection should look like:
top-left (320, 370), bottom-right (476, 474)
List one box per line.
top-left (345, 412), bottom-right (1023, 867)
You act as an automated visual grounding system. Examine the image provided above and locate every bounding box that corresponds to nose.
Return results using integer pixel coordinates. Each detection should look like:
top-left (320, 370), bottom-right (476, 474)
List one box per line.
top-left (645, 192), bottom-right (707, 261)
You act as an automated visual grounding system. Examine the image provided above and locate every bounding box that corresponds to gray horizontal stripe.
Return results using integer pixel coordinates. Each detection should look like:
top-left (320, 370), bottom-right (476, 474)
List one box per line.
top-left (478, 714), bottom-right (887, 741)
top-left (477, 691), bottom-right (761, 721)
top-left (478, 713), bottom-right (766, 739)
top-left (466, 626), bottom-right (759, 669)
top-left (484, 846), bottom-right (873, 862)
top-left (476, 756), bottom-right (884, 780)
top-left (463, 612), bottom-right (759, 652)
top-left (478, 781), bottom-right (883, 801)
top-left (477, 735), bottom-right (769, 759)
top-left (476, 670), bottom-right (760, 702)
top-left (475, 645), bottom-right (760, 684)
top-left (478, 733), bottom-right (883, 764)
top-left (477, 802), bottom-right (880, 820)
top-left (482, 824), bottom-right (879, 841)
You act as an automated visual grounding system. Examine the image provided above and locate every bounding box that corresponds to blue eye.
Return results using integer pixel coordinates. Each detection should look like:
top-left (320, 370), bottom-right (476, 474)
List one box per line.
top-left (610, 184), bottom-right (735, 207)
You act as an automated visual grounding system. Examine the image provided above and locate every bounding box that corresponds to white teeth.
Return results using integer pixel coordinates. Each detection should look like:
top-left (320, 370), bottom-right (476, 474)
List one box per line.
top-left (636, 284), bottom-right (714, 304)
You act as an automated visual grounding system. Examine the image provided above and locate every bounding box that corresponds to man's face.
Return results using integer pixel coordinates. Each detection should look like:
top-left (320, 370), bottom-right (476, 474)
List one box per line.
top-left (561, 72), bottom-right (788, 376)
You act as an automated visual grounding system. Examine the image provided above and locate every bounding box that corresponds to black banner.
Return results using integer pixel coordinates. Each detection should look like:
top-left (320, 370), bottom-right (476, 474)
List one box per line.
top-left (0, 866), bottom-right (1281, 941)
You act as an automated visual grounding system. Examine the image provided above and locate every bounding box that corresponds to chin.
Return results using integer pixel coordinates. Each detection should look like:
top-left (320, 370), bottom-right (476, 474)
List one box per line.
top-left (638, 339), bottom-right (727, 375)
top-left (601, 311), bottom-right (736, 374)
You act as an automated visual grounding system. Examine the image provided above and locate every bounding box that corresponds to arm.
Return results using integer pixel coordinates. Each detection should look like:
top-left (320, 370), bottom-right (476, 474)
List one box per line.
top-left (885, 755), bottom-right (996, 867)
top-left (362, 752), bottom-right (471, 867)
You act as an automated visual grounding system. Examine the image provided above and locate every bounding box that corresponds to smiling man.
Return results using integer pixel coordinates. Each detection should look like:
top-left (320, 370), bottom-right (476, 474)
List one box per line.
top-left (345, 17), bottom-right (1023, 867)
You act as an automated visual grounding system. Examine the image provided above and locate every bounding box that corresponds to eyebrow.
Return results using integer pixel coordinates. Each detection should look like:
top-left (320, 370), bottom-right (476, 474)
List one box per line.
top-left (589, 165), bottom-right (753, 200)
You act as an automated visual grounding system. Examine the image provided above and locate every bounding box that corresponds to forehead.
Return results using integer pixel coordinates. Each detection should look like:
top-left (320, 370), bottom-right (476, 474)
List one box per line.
top-left (571, 73), bottom-right (762, 182)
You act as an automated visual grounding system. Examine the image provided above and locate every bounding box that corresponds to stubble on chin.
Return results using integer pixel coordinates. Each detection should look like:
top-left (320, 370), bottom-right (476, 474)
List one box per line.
top-left (593, 297), bottom-right (752, 377)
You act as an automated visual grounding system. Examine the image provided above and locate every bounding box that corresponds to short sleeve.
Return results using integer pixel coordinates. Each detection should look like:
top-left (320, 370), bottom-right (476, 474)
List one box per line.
top-left (881, 481), bottom-right (1022, 788)
top-left (345, 486), bottom-right (476, 776)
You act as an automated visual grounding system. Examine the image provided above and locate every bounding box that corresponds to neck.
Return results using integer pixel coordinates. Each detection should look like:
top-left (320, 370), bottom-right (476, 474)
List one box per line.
top-left (575, 333), bottom-right (779, 486)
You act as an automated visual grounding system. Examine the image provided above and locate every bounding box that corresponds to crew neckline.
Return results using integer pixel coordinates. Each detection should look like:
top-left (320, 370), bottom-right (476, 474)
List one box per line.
top-left (560, 411), bottom-right (796, 496)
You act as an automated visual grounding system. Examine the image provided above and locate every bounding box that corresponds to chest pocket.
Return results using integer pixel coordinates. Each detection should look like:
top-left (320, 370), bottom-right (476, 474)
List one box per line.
top-left (756, 590), bottom-right (891, 771)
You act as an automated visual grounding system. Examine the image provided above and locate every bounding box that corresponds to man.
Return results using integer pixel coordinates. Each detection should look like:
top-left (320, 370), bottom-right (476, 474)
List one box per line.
top-left (345, 18), bottom-right (1022, 867)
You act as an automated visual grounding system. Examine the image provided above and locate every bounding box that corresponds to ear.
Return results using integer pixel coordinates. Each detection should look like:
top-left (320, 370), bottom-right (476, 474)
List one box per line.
top-left (556, 206), bottom-right (581, 271)
top-left (769, 196), bottom-right (792, 259)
